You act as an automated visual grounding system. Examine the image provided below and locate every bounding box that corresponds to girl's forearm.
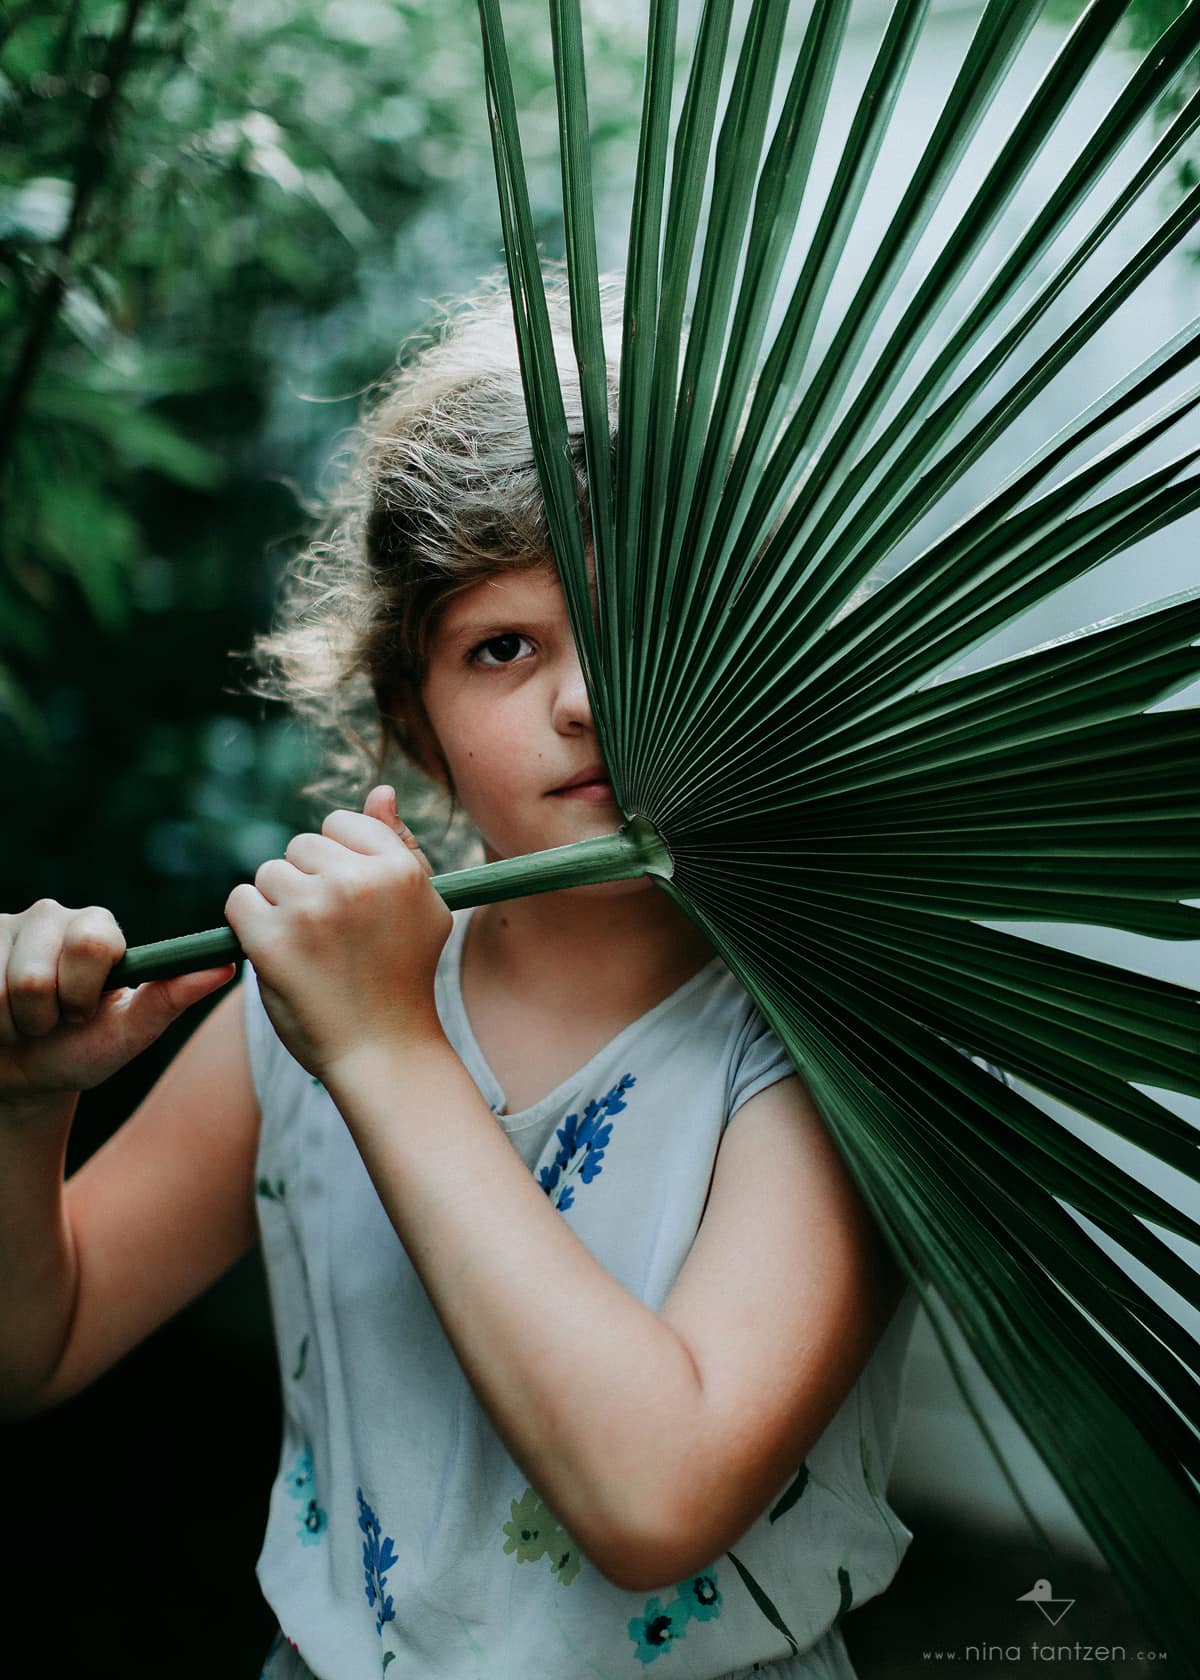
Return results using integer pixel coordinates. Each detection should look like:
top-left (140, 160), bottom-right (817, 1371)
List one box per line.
top-left (323, 1035), bottom-right (711, 1587)
top-left (0, 1095), bottom-right (80, 1415)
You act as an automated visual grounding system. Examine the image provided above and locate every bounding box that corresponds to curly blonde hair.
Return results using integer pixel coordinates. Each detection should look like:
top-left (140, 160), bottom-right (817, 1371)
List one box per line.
top-left (246, 269), bottom-right (620, 858)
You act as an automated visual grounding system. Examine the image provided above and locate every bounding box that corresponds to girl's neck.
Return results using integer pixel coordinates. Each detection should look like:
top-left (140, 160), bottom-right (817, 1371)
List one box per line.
top-left (467, 880), bottom-right (716, 1021)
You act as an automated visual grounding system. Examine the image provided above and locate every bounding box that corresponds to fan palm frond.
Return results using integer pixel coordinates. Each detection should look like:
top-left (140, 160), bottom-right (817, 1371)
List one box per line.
top-left (475, 0), bottom-right (1200, 1656)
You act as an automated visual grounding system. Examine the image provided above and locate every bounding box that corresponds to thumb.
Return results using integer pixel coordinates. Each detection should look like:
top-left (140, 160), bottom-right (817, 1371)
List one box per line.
top-left (364, 782), bottom-right (403, 830)
top-left (119, 964), bottom-right (237, 1047)
top-left (364, 784), bottom-right (434, 877)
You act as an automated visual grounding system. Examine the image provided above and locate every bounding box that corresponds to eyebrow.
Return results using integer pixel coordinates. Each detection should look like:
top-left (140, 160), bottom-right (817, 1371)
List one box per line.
top-left (444, 615), bottom-right (558, 641)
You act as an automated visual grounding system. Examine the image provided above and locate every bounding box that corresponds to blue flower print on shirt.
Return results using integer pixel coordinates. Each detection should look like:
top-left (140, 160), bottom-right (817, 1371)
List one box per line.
top-left (628, 1568), bottom-right (723, 1664)
top-left (284, 1445), bottom-right (327, 1548)
top-left (357, 1488), bottom-right (398, 1633)
top-left (629, 1597), bottom-right (687, 1665)
top-left (675, 1572), bottom-right (722, 1623)
top-left (538, 1074), bottom-right (635, 1211)
top-left (295, 1495), bottom-right (327, 1546)
top-left (284, 1446), bottom-right (313, 1499)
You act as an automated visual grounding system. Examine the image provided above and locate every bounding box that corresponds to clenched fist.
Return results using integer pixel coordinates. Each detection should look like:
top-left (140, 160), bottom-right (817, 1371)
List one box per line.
top-left (225, 785), bottom-right (452, 1081)
top-left (0, 899), bottom-right (234, 1112)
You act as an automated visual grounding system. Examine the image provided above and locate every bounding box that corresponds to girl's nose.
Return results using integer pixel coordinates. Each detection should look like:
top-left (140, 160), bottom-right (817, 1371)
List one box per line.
top-left (551, 646), bottom-right (594, 734)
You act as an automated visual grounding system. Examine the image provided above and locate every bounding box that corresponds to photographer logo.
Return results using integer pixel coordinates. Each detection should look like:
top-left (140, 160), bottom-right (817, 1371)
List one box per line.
top-left (1017, 1579), bottom-right (1076, 1627)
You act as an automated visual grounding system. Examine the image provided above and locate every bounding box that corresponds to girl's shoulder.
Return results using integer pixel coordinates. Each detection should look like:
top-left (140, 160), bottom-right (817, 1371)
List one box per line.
top-left (666, 956), bottom-right (797, 1128)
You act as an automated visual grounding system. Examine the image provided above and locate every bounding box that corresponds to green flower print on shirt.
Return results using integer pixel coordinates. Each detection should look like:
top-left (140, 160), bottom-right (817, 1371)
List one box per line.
top-left (550, 1544), bottom-right (581, 1586)
top-left (502, 1486), bottom-right (581, 1587)
top-left (629, 1568), bottom-right (723, 1663)
top-left (502, 1487), bottom-right (555, 1564)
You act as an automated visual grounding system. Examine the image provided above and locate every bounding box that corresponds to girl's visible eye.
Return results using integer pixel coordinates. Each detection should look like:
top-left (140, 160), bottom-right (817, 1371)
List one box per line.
top-left (471, 632), bottom-right (534, 668)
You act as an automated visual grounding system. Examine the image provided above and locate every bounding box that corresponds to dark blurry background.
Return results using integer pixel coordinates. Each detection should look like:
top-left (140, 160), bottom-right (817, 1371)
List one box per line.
top-left (1, 1), bottom-right (1192, 1674)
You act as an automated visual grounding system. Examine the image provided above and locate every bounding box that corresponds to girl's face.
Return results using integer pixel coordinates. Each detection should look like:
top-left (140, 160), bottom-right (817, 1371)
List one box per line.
top-left (413, 565), bottom-right (621, 863)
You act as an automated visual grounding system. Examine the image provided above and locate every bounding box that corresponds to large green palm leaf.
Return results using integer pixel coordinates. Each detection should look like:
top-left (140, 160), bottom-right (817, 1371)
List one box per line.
top-left (111, 0), bottom-right (1200, 1656)
top-left (477, 0), bottom-right (1200, 1657)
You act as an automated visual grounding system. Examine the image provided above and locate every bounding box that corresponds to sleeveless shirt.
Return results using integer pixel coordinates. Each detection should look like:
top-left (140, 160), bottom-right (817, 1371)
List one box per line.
top-left (246, 907), bottom-right (916, 1680)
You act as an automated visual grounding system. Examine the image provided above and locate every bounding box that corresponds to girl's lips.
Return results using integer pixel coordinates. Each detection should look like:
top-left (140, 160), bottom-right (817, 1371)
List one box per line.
top-left (551, 780), bottom-right (615, 802)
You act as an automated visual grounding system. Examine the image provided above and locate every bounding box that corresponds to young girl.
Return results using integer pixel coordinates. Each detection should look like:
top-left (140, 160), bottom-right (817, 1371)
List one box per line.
top-left (0, 277), bottom-right (915, 1680)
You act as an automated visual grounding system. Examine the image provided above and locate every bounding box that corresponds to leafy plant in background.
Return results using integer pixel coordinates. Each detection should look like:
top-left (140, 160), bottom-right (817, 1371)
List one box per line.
top-left (1053, 0), bottom-right (1200, 193)
top-left (0, 0), bottom-right (643, 930)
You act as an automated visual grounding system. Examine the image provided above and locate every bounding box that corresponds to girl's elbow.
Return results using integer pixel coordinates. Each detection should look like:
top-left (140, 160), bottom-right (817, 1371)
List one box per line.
top-left (584, 1532), bottom-right (705, 1595)
top-left (593, 1544), bottom-right (717, 1597)
top-left (576, 1486), bottom-right (733, 1594)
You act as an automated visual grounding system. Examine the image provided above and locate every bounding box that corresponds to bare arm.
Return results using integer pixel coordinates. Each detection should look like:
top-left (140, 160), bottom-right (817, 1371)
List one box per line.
top-left (227, 786), bottom-right (902, 1591)
top-left (38, 984), bottom-right (261, 1409)
top-left (0, 898), bottom-right (259, 1416)
top-left (326, 1042), bottom-right (901, 1592)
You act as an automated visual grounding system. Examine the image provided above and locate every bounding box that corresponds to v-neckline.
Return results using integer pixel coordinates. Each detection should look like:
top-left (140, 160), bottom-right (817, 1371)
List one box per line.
top-left (448, 906), bottom-right (723, 1127)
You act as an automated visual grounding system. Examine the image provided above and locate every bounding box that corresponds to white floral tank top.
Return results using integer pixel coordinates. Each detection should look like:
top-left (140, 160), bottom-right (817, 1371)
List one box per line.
top-left (246, 907), bottom-right (916, 1680)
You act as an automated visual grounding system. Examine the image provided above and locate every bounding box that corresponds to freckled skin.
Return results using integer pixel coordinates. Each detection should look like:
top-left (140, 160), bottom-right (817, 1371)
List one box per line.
top-left (411, 570), bottom-right (647, 889)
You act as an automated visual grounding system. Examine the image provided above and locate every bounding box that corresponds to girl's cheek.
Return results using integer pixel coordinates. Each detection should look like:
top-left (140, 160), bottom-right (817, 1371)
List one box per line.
top-left (472, 702), bottom-right (532, 761)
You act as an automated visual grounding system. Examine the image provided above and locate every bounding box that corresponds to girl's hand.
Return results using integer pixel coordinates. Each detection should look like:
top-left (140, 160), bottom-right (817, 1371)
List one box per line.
top-left (224, 786), bottom-right (452, 1081)
top-left (0, 900), bottom-right (235, 1113)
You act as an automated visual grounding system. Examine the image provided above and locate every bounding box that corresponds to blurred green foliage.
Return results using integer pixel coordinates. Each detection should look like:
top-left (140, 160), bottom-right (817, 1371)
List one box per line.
top-left (0, 15), bottom-right (641, 1650)
top-left (0, 0), bottom-right (644, 935)
top-left (1049, 0), bottom-right (1200, 200)
top-left (1125, 0), bottom-right (1200, 192)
